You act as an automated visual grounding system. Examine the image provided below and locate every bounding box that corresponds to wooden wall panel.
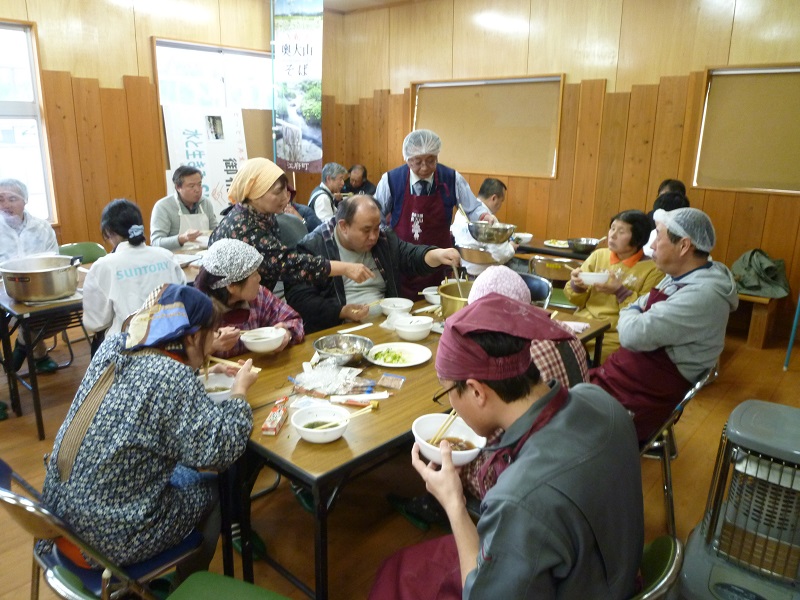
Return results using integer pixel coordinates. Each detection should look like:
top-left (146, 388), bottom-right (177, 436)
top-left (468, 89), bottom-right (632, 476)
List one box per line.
top-left (372, 90), bottom-right (390, 179)
top-left (526, 179), bottom-right (552, 242)
top-left (219, 0), bottom-right (271, 56)
top-left (546, 84), bottom-right (579, 239)
top-left (386, 93), bottom-right (406, 178)
top-left (345, 7), bottom-right (390, 102)
top-left (345, 104), bottom-right (359, 171)
top-left (72, 77), bottom-right (111, 244)
top-left (619, 84), bottom-right (658, 211)
top-left (358, 97), bottom-right (375, 179)
top-left (724, 193), bottom-right (769, 267)
top-left (123, 75), bottom-right (166, 223)
top-left (321, 94), bottom-right (337, 164)
top-left (3, 1), bottom-right (27, 19)
top-left (728, 0), bottom-right (800, 65)
top-left (593, 92), bottom-right (629, 233)
top-left (453, 0), bottom-right (529, 79)
top-left (100, 89), bottom-right (136, 203)
top-left (677, 71), bottom-right (706, 187)
top-left (761, 196), bottom-right (800, 292)
top-left (570, 79), bottom-right (605, 237)
top-left (647, 75), bottom-right (688, 200)
top-left (41, 70), bottom-right (89, 244)
top-left (701, 190), bottom-right (736, 266)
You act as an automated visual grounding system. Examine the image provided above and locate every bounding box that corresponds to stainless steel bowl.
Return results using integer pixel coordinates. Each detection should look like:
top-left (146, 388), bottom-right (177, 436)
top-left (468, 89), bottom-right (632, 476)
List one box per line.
top-left (567, 237), bottom-right (601, 254)
top-left (313, 334), bottom-right (374, 366)
top-left (467, 222), bottom-right (516, 244)
top-left (0, 254), bottom-right (80, 302)
top-left (456, 245), bottom-right (499, 265)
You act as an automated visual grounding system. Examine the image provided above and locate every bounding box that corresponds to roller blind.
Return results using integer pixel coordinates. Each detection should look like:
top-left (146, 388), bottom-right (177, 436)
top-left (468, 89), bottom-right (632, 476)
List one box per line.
top-left (413, 76), bottom-right (563, 178)
top-left (694, 67), bottom-right (800, 193)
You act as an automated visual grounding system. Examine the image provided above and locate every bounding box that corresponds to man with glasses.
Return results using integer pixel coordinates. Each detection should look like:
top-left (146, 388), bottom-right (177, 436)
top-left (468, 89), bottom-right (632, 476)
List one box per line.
top-left (373, 129), bottom-right (495, 297)
top-left (371, 293), bottom-right (643, 599)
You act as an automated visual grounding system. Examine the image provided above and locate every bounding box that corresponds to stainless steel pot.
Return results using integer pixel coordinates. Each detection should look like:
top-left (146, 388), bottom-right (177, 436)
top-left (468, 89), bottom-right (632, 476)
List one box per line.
top-left (0, 255), bottom-right (81, 302)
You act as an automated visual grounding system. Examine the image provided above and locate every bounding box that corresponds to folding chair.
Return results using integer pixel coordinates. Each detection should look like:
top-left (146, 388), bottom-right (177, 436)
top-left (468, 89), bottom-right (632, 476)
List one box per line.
top-left (632, 535), bottom-right (683, 599)
top-left (528, 255), bottom-right (582, 310)
top-left (518, 273), bottom-right (552, 308)
top-left (0, 457), bottom-right (202, 600)
top-left (639, 363), bottom-right (719, 536)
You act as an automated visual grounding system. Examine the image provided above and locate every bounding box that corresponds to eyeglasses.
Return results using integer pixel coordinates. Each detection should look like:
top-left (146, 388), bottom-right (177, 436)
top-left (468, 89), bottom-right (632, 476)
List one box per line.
top-left (407, 156), bottom-right (438, 169)
top-left (432, 384), bottom-right (456, 406)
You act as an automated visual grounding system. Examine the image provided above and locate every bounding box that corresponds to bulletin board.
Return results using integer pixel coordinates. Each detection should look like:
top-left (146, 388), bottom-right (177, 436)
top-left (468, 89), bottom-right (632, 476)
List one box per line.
top-left (413, 76), bottom-right (564, 178)
top-left (694, 67), bottom-right (800, 193)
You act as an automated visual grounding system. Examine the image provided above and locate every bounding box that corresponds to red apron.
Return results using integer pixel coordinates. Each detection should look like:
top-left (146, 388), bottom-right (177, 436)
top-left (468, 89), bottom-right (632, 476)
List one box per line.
top-left (369, 387), bottom-right (569, 600)
top-left (589, 288), bottom-right (691, 443)
top-left (393, 171), bottom-right (453, 299)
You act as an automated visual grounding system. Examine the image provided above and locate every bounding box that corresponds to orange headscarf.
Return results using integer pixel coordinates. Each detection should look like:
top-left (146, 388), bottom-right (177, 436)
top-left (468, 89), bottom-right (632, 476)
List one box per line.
top-left (227, 157), bottom-right (286, 204)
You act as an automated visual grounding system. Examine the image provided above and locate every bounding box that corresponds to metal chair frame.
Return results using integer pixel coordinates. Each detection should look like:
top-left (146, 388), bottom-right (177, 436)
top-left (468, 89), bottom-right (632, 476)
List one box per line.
top-left (640, 363), bottom-right (719, 536)
top-left (0, 458), bottom-right (200, 600)
top-left (518, 272), bottom-right (553, 308)
top-left (632, 535), bottom-right (684, 599)
top-left (528, 255), bottom-right (582, 310)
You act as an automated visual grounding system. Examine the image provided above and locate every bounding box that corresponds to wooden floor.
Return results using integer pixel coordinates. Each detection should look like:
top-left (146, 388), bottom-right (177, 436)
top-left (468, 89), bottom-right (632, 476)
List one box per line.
top-left (1, 327), bottom-right (799, 599)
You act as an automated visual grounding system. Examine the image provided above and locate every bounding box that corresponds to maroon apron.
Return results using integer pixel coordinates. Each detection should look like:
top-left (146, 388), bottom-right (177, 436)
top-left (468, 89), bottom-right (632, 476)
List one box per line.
top-left (589, 288), bottom-right (691, 443)
top-left (393, 171), bottom-right (453, 299)
top-left (369, 387), bottom-right (569, 600)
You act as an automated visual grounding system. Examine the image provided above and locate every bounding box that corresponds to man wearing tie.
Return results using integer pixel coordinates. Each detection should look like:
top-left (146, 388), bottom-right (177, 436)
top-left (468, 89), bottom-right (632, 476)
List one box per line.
top-left (373, 129), bottom-right (495, 297)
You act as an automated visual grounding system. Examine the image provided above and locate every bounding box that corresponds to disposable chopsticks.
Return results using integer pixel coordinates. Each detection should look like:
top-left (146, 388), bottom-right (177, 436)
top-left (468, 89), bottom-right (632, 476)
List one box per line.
top-left (430, 408), bottom-right (458, 446)
top-left (208, 355), bottom-right (262, 373)
top-left (315, 401), bottom-right (379, 429)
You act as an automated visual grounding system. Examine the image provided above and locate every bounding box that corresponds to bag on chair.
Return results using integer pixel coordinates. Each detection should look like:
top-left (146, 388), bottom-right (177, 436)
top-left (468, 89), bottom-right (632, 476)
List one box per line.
top-left (731, 249), bottom-right (790, 299)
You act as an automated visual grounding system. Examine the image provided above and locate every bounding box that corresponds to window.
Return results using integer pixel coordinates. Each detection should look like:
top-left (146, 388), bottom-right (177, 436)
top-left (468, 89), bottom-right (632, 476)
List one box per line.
top-left (0, 23), bottom-right (53, 221)
top-left (694, 66), bottom-right (800, 193)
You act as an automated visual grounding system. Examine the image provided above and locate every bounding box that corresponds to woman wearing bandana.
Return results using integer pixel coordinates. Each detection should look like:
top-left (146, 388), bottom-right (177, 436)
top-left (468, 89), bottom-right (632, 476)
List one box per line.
top-left (194, 238), bottom-right (304, 358)
top-left (42, 284), bottom-right (258, 586)
top-left (371, 294), bottom-right (643, 599)
top-left (83, 199), bottom-right (186, 342)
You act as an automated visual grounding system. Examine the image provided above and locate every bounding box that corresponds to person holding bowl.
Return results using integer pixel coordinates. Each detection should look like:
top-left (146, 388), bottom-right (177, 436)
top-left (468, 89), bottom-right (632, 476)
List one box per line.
top-left (564, 209), bottom-right (664, 360)
top-left (208, 157), bottom-right (374, 292)
top-left (194, 238), bottom-right (304, 358)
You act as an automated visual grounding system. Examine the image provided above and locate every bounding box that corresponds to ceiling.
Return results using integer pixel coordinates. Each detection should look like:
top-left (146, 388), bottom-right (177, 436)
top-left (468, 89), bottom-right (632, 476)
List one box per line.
top-left (323, 0), bottom-right (396, 14)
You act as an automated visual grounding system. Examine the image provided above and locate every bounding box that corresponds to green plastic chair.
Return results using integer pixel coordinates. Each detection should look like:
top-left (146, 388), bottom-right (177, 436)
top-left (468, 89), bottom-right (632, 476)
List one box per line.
top-left (59, 242), bottom-right (107, 264)
top-left (169, 571), bottom-right (289, 599)
top-left (632, 535), bottom-right (684, 599)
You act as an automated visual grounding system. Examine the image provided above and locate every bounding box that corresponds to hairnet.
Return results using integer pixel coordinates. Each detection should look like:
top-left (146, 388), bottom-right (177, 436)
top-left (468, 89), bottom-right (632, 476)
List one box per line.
top-left (402, 129), bottom-right (441, 160)
top-left (468, 266), bottom-right (531, 305)
top-left (201, 239), bottom-right (263, 289)
top-left (653, 207), bottom-right (715, 253)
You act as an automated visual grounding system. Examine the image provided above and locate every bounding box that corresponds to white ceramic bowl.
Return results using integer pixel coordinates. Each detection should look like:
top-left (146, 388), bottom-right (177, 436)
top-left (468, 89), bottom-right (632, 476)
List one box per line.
top-left (394, 315), bottom-right (434, 342)
top-left (240, 326), bottom-right (285, 353)
top-left (422, 286), bottom-right (441, 305)
top-left (380, 297), bottom-right (413, 316)
top-left (292, 405), bottom-right (351, 444)
top-left (198, 372), bottom-right (235, 403)
top-left (513, 232), bottom-right (533, 245)
top-left (579, 271), bottom-right (610, 285)
top-left (412, 414), bottom-right (486, 466)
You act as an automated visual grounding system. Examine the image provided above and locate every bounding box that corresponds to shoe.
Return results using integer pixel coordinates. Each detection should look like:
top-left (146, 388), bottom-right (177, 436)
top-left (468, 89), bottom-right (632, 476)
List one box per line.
top-left (35, 355), bottom-right (58, 374)
top-left (231, 529), bottom-right (268, 561)
top-left (291, 483), bottom-right (314, 514)
top-left (387, 493), bottom-right (451, 532)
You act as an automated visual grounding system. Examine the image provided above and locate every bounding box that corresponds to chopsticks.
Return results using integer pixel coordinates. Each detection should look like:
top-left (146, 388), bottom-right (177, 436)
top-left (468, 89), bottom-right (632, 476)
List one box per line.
top-left (550, 311), bottom-right (559, 320)
top-left (208, 355), bottom-right (262, 373)
top-left (430, 408), bottom-right (458, 446)
top-left (315, 400), bottom-right (379, 429)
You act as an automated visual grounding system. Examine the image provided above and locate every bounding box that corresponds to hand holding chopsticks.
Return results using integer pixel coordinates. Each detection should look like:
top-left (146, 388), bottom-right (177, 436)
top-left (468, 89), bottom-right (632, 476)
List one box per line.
top-left (209, 355), bottom-right (262, 373)
top-left (430, 408), bottom-right (458, 446)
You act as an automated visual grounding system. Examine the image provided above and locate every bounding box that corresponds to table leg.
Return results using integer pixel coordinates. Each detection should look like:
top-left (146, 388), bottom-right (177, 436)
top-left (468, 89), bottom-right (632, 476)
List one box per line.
top-left (591, 332), bottom-right (605, 368)
top-left (313, 485), bottom-right (329, 600)
top-left (218, 469), bottom-right (234, 577)
top-left (0, 311), bottom-right (21, 416)
top-left (21, 324), bottom-right (45, 440)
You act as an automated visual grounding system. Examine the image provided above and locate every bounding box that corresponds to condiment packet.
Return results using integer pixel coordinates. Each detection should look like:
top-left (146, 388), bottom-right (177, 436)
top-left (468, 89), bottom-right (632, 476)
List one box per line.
top-left (378, 373), bottom-right (406, 389)
top-left (261, 398), bottom-right (288, 435)
top-left (289, 395), bottom-right (330, 409)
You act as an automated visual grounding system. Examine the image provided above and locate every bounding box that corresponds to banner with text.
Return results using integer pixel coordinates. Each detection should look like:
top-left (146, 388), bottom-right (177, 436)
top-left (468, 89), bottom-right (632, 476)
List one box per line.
top-left (274, 0), bottom-right (324, 174)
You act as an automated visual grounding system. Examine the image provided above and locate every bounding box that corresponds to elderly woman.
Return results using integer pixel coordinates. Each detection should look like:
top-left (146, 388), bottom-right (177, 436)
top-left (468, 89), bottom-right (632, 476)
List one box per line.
top-left (42, 284), bottom-right (258, 586)
top-left (564, 209), bottom-right (664, 359)
top-left (194, 238), bottom-right (304, 358)
top-left (208, 157), bottom-right (373, 291)
top-left (0, 178), bottom-right (60, 372)
top-left (82, 199), bottom-right (186, 342)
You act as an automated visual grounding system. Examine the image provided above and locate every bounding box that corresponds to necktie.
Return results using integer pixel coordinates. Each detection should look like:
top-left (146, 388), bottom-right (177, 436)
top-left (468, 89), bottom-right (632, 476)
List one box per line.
top-left (415, 180), bottom-right (429, 196)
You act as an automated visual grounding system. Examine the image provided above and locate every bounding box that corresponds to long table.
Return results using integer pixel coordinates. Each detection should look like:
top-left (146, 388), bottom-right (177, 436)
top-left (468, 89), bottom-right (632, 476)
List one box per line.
top-left (228, 308), bottom-right (610, 599)
top-left (0, 286), bottom-right (85, 440)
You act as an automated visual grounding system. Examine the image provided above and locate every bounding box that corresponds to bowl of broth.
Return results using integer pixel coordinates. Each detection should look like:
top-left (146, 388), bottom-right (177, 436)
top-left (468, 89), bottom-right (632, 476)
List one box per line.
top-left (412, 414), bottom-right (486, 466)
top-left (198, 372), bottom-right (235, 403)
top-left (292, 405), bottom-right (351, 444)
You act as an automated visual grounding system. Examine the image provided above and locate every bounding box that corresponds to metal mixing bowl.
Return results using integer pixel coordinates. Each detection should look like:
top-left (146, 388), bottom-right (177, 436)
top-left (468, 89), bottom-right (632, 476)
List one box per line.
top-left (467, 222), bottom-right (516, 244)
top-left (567, 237), bottom-right (601, 253)
top-left (313, 334), bottom-right (374, 366)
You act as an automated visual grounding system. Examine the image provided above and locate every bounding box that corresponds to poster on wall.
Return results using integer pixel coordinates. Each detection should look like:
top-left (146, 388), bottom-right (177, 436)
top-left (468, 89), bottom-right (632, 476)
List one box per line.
top-left (273, 0), bottom-right (324, 174)
top-left (163, 106), bottom-right (248, 217)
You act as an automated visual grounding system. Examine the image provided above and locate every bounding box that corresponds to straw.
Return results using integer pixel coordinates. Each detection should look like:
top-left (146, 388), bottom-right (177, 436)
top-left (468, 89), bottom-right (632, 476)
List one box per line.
top-left (208, 355), bottom-right (262, 373)
top-left (430, 408), bottom-right (458, 446)
top-left (314, 400), bottom-right (379, 430)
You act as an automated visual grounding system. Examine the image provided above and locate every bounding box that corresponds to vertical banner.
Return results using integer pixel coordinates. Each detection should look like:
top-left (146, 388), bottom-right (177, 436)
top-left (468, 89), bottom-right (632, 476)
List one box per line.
top-left (274, 0), bottom-right (324, 174)
top-left (162, 106), bottom-right (248, 217)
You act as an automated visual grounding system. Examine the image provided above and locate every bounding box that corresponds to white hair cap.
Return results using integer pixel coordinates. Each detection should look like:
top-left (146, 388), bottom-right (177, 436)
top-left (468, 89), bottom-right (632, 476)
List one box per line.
top-left (653, 207), bottom-right (716, 253)
top-left (402, 129), bottom-right (442, 160)
top-left (201, 238), bottom-right (263, 289)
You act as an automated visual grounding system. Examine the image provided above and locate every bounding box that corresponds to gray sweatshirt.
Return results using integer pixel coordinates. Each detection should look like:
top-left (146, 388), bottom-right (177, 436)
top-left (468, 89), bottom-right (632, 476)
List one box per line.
top-left (618, 261), bottom-right (738, 382)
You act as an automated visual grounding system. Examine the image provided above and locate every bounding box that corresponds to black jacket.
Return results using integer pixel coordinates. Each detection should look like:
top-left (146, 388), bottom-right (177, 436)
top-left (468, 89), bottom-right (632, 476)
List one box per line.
top-left (285, 219), bottom-right (436, 333)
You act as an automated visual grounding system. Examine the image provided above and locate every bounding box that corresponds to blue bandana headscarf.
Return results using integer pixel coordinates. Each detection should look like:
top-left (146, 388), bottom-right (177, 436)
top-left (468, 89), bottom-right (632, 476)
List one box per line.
top-left (124, 284), bottom-right (213, 350)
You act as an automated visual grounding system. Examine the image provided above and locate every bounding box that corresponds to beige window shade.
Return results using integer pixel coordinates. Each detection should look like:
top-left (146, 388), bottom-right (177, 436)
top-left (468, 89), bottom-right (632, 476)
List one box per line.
top-left (695, 68), bottom-right (800, 193)
top-left (413, 76), bottom-right (563, 178)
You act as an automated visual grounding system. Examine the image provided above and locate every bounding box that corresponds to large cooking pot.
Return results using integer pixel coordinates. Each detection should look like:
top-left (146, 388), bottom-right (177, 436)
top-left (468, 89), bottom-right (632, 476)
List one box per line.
top-left (0, 255), bottom-right (81, 302)
top-left (438, 281), bottom-right (474, 318)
